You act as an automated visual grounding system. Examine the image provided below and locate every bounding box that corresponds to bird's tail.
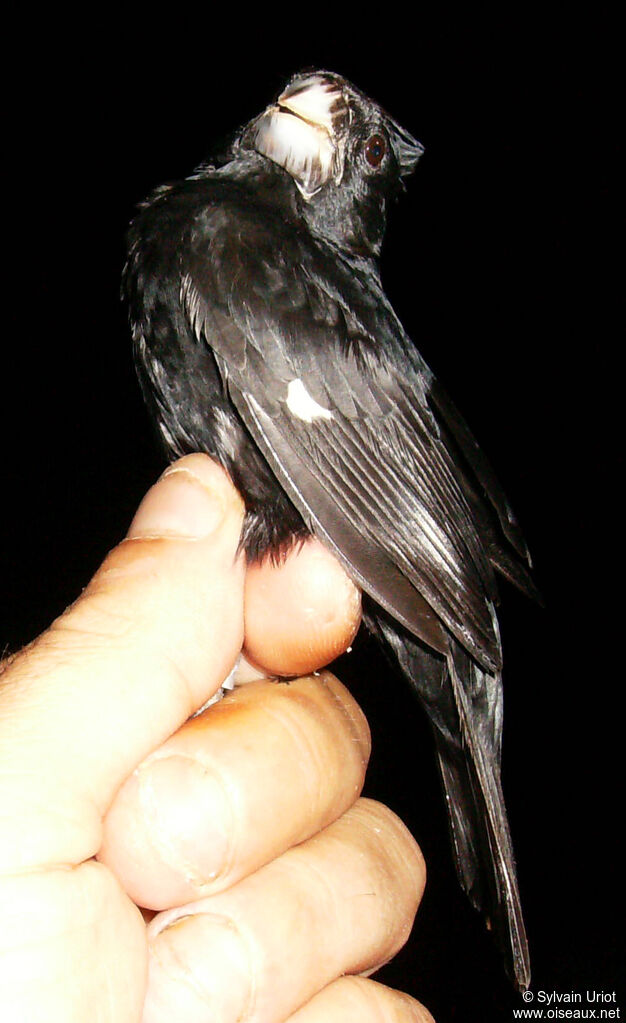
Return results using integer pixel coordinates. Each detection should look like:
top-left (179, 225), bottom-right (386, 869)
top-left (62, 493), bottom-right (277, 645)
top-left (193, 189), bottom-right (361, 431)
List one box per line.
top-left (368, 606), bottom-right (530, 990)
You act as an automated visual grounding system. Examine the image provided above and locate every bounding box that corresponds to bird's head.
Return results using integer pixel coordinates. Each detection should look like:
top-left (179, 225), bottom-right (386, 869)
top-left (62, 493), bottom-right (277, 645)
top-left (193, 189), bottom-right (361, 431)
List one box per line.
top-left (238, 70), bottom-right (424, 257)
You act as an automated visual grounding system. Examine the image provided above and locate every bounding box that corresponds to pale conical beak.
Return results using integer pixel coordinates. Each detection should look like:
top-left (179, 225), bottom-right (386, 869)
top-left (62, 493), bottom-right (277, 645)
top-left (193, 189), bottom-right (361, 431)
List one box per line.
top-left (248, 72), bottom-right (350, 199)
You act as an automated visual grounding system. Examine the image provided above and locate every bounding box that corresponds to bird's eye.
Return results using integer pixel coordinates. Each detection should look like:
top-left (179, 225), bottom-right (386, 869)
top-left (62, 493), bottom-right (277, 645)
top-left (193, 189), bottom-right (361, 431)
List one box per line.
top-left (364, 133), bottom-right (387, 168)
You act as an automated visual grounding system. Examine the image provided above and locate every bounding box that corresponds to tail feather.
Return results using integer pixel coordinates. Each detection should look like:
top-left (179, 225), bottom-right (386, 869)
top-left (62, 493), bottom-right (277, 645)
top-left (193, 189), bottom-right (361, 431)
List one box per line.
top-left (367, 604), bottom-right (530, 990)
top-left (445, 640), bottom-right (529, 988)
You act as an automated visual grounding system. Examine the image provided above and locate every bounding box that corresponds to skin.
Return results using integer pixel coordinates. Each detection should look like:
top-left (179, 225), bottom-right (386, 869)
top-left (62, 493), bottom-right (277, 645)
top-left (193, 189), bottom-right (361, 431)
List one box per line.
top-left (0, 454), bottom-right (434, 1023)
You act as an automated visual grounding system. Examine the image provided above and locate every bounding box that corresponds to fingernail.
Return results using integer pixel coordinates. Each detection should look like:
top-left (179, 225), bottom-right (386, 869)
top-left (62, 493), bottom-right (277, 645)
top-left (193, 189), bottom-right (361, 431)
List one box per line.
top-left (146, 912), bottom-right (251, 1020)
top-left (128, 456), bottom-right (239, 540)
top-left (138, 755), bottom-right (232, 884)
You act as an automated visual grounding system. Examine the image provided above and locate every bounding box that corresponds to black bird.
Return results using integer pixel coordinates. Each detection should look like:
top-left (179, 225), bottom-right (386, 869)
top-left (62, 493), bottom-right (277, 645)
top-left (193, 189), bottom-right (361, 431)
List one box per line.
top-left (124, 70), bottom-right (536, 989)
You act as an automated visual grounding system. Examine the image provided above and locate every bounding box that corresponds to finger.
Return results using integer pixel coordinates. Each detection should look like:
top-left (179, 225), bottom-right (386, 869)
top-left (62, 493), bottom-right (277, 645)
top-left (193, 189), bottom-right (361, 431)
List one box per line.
top-left (0, 861), bottom-right (147, 1023)
top-left (286, 976), bottom-right (436, 1022)
top-left (99, 672), bottom-right (370, 908)
top-left (0, 455), bottom-right (245, 873)
top-left (243, 538), bottom-right (362, 675)
top-left (142, 799), bottom-right (425, 1023)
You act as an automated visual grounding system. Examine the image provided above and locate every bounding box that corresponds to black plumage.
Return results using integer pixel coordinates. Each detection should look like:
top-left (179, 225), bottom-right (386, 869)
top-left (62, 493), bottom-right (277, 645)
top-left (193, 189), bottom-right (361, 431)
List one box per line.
top-left (124, 70), bottom-right (536, 988)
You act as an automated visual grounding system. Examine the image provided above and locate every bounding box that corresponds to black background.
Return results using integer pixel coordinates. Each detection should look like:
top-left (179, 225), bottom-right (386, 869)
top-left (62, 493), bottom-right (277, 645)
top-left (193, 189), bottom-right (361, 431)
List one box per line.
top-left (2, 9), bottom-right (622, 1021)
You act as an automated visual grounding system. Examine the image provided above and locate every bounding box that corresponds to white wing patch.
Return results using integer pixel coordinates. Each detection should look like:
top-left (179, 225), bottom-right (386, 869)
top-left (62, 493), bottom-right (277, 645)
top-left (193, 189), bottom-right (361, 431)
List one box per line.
top-left (286, 379), bottom-right (333, 423)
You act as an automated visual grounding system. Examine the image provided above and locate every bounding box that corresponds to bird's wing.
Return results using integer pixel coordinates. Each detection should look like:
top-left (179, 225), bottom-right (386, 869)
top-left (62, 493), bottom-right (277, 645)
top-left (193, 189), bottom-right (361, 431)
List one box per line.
top-left (180, 218), bottom-right (514, 671)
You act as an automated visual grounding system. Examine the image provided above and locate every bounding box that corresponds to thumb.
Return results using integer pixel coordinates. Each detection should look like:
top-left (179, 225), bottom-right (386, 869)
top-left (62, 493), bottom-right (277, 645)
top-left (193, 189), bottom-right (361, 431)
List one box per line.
top-left (0, 454), bottom-right (245, 874)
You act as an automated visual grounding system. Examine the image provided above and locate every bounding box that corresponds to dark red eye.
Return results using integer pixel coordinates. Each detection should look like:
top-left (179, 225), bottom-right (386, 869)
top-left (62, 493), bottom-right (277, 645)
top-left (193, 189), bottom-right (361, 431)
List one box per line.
top-left (364, 133), bottom-right (387, 168)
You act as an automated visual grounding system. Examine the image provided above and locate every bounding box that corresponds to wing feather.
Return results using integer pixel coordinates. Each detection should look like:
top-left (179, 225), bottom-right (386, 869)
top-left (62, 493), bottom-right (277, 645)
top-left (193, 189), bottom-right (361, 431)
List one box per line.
top-left (235, 380), bottom-right (501, 670)
top-left (179, 206), bottom-right (528, 670)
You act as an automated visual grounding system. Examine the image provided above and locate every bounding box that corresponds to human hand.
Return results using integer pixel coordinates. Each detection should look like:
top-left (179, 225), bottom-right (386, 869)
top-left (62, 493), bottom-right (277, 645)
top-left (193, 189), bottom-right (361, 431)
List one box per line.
top-left (0, 454), bottom-right (433, 1022)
